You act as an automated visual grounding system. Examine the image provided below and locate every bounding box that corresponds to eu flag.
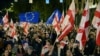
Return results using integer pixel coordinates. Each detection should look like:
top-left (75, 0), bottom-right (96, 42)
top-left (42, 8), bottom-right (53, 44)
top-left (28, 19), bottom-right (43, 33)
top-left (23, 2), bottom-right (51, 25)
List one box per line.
top-left (46, 9), bottom-right (61, 24)
top-left (19, 11), bottom-right (40, 23)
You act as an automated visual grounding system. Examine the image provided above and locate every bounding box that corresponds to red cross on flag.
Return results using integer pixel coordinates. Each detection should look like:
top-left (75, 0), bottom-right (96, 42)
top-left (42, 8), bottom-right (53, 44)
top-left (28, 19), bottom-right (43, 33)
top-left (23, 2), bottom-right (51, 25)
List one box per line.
top-left (92, 1), bottom-right (100, 46)
top-left (2, 12), bottom-right (9, 31)
top-left (76, 0), bottom-right (90, 50)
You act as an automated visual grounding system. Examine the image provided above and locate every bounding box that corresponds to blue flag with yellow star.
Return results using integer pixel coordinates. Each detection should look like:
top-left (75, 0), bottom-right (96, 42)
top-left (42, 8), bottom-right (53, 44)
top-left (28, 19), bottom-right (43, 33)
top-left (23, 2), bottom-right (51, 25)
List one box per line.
top-left (19, 11), bottom-right (40, 23)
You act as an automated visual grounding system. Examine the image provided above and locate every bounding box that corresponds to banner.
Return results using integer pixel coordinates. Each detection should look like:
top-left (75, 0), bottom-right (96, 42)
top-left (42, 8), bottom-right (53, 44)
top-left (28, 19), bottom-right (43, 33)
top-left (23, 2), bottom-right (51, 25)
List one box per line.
top-left (19, 11), bottom-right (40, 23)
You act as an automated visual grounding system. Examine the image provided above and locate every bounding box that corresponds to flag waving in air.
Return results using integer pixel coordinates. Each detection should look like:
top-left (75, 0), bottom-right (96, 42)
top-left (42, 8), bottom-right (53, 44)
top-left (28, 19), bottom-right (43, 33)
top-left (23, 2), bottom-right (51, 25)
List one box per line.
top-left (92, 1), bottom-right (100, 46)
top-left (19, 11), bottom-right (40, 23)
top-left (46, 9), bottom-right (61, 35)
top-left (56, 0), bottom-right (75, 42)
top-left (76, 0), bottom-right (90, 50)
top-left (2, 12), bottom-right (9, 31)
top-left (46, 9), bottom-right (61, 24)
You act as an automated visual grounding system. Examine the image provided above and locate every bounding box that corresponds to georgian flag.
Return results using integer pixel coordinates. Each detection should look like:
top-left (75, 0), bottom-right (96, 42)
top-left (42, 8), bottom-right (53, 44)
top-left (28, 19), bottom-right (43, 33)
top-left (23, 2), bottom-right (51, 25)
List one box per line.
top-left (2, 12), bottom-right (9, 31)
top-left (7, 19), bottom-right (18, 41)
top-left (76, 1), bottom-right (89, 50)
top-left (92, 2), bottom-right (100, 46)
top-left (56, 0), bottom-right (75, 42)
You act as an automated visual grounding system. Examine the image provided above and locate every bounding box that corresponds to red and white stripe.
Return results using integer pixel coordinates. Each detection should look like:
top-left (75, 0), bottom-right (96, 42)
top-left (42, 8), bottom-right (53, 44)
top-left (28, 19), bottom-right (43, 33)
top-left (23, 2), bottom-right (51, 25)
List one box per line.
top-left (76, 1), bottom-right (89, 50)
top-left (92, 2), bottom-right (100, 46)
top-left (2, 12), bottom-right (9, 31)
top-left (52, 11), bottom-right (60, 35)
top-left (56, 0), bottom-right (75, 42)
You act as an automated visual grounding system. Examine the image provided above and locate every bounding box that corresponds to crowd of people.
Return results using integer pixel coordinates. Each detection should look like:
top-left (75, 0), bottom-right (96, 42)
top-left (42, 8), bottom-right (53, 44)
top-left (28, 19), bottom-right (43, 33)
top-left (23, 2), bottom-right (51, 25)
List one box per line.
top-left (0, 22), bottom-right (99, 56)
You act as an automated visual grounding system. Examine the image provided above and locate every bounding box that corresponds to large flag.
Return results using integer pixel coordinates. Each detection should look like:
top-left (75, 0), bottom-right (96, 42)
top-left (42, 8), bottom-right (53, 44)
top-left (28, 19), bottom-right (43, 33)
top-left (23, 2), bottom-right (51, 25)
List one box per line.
top-left (19, 11), bottom-right (40, 23)
top-left (56, 0), bottom-right (75, 42)
top-left (92, 2), bottom-right (100, 46)
top-left (2, 12), bottom-right (9, 31)
top-left (46, 9), bottom-right (61, 24)
top-left (52, 10), bottom-right (61, 35)
top-left (76, 1), bottom-right (89, 50)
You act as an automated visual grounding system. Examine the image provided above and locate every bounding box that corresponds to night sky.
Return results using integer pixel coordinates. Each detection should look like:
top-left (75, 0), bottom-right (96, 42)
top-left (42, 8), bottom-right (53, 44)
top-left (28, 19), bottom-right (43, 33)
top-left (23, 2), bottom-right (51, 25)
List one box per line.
top-left (0, 0), bottom-right (13, 10)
